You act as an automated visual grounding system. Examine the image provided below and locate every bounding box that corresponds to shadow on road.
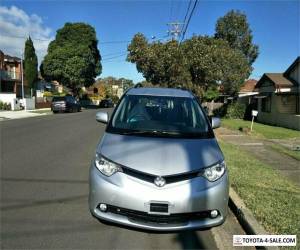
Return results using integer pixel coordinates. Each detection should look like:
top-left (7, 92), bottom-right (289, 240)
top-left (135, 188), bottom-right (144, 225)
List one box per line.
top-left (1, 223), bottom-right (102, 240)
top-left (174, 230), bottom-right (209, 249)
top-left (97, 219), bottom-right (213, 249)
top-left (1, 177), bottom-right (88, 184)
top-left (0, 194), bottom-right (87, 211)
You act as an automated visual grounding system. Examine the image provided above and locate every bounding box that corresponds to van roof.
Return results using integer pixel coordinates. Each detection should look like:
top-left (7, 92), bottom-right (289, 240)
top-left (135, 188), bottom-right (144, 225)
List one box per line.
top-left (126, 87), bottom-right (194, 98)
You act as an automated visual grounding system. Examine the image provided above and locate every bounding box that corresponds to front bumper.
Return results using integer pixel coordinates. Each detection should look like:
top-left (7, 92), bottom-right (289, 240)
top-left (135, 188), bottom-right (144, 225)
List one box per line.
top-left (89, 163), bottom-right (229, 231)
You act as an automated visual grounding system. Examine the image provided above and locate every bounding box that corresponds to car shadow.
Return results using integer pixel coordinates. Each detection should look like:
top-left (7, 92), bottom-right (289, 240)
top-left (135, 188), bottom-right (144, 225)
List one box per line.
top-left (96, 218), bottom-right (214, 249)
top-left (174, 230), bottom-right (209, 250)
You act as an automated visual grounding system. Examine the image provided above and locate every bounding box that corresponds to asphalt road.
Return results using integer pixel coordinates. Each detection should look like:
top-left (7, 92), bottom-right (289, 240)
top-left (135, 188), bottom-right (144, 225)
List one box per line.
top-left (1, 109), bottom-right (247, 249)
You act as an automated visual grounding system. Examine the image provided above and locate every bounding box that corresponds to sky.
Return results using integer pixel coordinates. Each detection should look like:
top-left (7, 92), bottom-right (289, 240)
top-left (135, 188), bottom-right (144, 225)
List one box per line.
top-left (0, 0), bottom-right (299, 83)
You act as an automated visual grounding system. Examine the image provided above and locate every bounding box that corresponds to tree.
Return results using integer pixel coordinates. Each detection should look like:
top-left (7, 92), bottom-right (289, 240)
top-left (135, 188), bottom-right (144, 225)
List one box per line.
top-left (24, 36), bottom-right (38, 90)
top-left (41, 23), bottom-right (101, 94)
top-left (182, 36), bottom-right (251, 95)
top-left (215, 10), bottom-right (259, 65)
top-left (127, 34), bottom-right (191, 87)
top-left (128, 33), bottom-right (251, 96)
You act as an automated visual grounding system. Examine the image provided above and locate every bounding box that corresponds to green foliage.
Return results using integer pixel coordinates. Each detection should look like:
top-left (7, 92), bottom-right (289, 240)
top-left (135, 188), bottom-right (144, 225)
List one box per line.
top-left (215, 10), bottom-right (259, 65)
top-left (225, 102), bottom-right (246, 119)
top-left (43, 91), bottom-right (65, 97)
top-left (0, 101), bottom-right (11, 110)
top-left (24, 36), bottom-right (38, 90)
top-left (127, 34), bottom-right (191, 87)
top-left (111, 95), bottom-right (119, 104)
top-left (136, 80), bottom-right (154, 87)
top-left (41, 22), bottom-right (101, 92)
top-left (43, 91), bottom-right (53, 97)
top-left (127, 33), bottom-right (251, 96)
top-left (182, 35), bottom-right (251, 95)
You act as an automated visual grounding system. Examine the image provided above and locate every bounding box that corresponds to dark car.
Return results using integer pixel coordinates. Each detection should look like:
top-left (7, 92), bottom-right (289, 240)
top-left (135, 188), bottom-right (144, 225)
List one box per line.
top-left (99, 99), bottom-right (114, 108)
top-left (51, 96), bottom-right (81, 113)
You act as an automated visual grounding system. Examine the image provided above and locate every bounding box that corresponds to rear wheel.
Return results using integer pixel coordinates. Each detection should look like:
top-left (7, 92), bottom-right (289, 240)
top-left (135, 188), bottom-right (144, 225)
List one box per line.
top-left (53, 111), bottom-right (58, 114)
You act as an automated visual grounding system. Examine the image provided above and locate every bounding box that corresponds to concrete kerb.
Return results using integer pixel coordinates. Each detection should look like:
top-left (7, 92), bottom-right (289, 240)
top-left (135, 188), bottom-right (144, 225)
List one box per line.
top-left (229, 188), bottom-right (279, 250)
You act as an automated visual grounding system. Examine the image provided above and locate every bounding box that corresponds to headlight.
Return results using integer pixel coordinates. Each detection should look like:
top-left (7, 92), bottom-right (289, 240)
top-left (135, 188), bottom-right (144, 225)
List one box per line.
top-left (94, 154), bottom-right (123, 177)
top-left (202, 161), bottom-right (226, 182)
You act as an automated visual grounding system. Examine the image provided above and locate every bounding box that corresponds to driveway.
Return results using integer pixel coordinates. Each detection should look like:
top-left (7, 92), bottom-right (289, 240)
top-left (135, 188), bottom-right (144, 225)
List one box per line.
top-left (216, 127), bottom-right (300, 185)
top-left (1, 110), bottom-right (248, 249)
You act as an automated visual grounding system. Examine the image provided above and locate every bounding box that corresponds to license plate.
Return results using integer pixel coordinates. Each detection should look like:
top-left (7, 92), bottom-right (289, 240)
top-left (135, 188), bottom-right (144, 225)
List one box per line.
top-left (150, 203), bottom-right (168, 213)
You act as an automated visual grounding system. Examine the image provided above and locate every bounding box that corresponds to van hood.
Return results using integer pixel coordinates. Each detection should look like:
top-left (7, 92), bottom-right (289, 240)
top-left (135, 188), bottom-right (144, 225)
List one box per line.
top-left (98, 132), bottom-right (224, 176)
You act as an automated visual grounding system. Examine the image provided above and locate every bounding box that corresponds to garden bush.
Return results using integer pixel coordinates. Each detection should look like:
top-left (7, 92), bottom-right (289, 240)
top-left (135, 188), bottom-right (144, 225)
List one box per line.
top-left (225, 102), bottom-right (246, 119)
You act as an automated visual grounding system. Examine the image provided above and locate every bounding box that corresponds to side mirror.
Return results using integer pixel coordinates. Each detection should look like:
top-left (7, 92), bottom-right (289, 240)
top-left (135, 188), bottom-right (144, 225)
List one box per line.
top-left (211, 117), bottom-right (221, 129)
top-left (96, 111), bottom-right (109, 124)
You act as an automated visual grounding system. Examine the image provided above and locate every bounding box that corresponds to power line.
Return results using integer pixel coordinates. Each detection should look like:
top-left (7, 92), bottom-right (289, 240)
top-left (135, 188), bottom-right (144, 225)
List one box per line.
top-left (182, 0), bottom-right (193, 29)
top-left (180, 0), bottom-right (199, 43)
top-left (0, 34), bottom-right (51, 42)
top-left (102, 53), bottom-right (127, 61)
top-left (101, 51), bottom-right (127, 57)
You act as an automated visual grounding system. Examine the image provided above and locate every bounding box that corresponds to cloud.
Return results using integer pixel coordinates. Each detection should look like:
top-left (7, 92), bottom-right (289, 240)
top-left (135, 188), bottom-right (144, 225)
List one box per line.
top-left (0, 5), bottom-right (53, 65)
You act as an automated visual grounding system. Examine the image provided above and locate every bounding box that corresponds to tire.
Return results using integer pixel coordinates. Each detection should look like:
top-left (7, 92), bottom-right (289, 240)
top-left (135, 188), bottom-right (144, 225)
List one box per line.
top-left (53, 111), bottom-right (58, 114)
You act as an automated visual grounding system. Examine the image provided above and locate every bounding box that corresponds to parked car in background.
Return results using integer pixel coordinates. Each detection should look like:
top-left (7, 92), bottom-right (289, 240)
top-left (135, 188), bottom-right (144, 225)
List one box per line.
top-left (99, 98), bottom-right (114, 108)
top-left (89, 87), bottom-right (229, 231)
top-left (51, 96), bottom-right (81, 113)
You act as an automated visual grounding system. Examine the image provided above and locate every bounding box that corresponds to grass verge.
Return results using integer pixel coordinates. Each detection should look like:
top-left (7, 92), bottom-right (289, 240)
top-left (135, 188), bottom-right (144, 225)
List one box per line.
top-left (219, 139), bottom-right (300, 236)
top-left (222, 119), bottom-right (300, 139)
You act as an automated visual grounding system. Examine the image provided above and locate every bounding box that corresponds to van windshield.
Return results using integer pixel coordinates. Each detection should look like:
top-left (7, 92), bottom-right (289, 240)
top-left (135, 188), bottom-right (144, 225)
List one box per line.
top-left (107, 94), bottom-right (213, 138)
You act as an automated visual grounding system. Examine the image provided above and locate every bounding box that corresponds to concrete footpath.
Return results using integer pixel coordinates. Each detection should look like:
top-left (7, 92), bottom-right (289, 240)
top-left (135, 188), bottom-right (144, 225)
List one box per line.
top-left (0, 108), bottom-right (52, 121)
top-left (216, 127), bottom-right (300, 186)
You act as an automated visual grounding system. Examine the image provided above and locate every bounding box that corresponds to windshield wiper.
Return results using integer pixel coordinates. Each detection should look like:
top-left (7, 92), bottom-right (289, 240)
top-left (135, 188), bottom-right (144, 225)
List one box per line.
top-left (119, 130), bottom-right (182, 136)
top-left (115, 130), bottom-right (212, 138)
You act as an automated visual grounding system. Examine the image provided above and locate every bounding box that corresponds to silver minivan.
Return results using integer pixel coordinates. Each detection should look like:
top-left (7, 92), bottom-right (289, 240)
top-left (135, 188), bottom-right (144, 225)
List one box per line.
top-left (89, 87), bottom-right (229, 231)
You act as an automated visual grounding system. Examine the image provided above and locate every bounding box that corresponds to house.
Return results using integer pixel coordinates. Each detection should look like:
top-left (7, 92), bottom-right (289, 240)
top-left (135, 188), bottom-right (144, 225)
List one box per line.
top-left (0, 50), bottom-right (29, 109)
top-left (111, 84), bottom-right (124, 98)
top-left (0, 50), bottom-right (29, 96)
top-left (255, 57), bottom-right (300, 130)
top-left (238, 79), bottom-right (258, 105)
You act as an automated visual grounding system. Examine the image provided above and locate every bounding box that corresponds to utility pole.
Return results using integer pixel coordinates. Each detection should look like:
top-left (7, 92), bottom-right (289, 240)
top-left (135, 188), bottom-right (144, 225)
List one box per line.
top-left (167, 22), bottom-right (184, 41)
top-left (20, 53), bottom-right (24, 100)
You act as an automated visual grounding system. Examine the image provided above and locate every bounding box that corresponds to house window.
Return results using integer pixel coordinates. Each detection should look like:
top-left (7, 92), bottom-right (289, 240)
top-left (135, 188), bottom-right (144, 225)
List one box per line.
top-left (261, 96), bottom-right (271, 112)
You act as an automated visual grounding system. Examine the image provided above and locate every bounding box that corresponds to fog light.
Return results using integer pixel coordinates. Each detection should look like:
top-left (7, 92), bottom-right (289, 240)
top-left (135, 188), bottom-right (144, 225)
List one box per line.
top-left (99, 203), bottom-right (107, 212)
top-left (210, 210), bottom-right (218, 218)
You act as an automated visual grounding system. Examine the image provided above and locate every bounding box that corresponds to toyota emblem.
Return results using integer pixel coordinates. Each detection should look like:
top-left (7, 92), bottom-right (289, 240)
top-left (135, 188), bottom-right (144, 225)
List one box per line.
top-left (154, 176), bottom-right (166, 187)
